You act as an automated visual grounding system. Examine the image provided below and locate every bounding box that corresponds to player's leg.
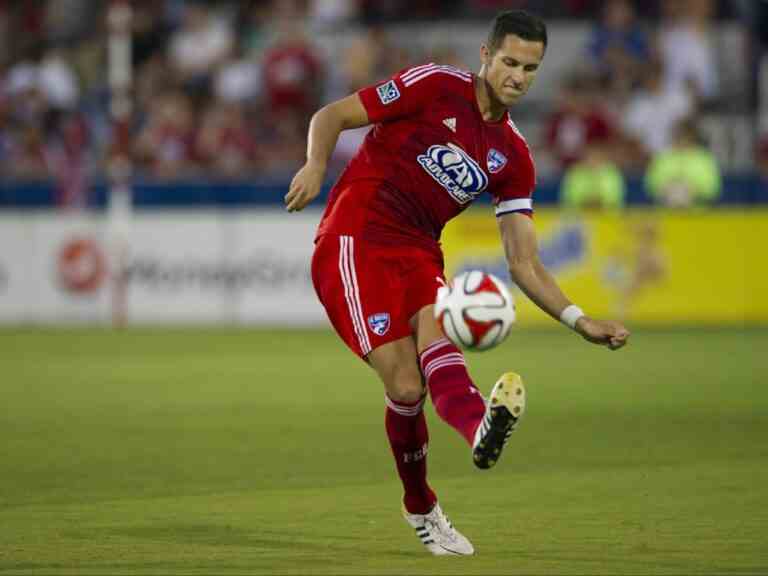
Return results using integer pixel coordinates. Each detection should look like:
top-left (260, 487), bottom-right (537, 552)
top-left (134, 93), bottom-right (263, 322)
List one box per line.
top-left (366, 338), bottom-right (435, 515)
top-left (412, 302), bottom-right (526, 470)
top-left (313, 235), bottom-right (436, 513)
top-left (311, 236), bottom-right (472, 555)
top-left (368, 337), bottom-right (473, 556)
top-left (411, 305), bottom-right (487, 445)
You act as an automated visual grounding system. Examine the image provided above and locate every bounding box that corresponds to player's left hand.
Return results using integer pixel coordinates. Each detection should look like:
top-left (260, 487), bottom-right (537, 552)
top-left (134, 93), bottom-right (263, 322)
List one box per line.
top-left (575, 317), bottom-right (630, 350)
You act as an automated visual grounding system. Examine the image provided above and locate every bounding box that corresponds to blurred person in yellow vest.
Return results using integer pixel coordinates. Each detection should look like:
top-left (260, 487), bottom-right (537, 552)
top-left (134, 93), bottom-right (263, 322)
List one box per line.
top-left (560, 142), bottom-right (626, 210)
top-left (644, 117), bottom-right (721, 207)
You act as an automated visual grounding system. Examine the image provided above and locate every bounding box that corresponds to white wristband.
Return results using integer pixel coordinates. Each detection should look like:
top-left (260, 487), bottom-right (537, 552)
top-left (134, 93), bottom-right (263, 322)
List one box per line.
top-left (560, 305), bottom-right (585, 330)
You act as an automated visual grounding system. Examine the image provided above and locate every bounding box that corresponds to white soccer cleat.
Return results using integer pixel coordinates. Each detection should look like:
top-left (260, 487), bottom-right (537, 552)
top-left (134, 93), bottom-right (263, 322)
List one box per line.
top-left (472, 372), bottom-right (526, 470)
top-left (402, 502), bottom-right (475, 556)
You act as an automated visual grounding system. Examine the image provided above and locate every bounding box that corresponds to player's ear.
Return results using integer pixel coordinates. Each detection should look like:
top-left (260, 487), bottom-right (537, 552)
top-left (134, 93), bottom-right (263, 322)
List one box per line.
top-left (480, 44), bottom-right (490, 67)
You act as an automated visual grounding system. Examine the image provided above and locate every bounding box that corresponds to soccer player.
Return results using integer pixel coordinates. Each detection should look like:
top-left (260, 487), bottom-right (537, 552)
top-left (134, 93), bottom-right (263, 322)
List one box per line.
top-left (285, 10), bottom-right (630, 556)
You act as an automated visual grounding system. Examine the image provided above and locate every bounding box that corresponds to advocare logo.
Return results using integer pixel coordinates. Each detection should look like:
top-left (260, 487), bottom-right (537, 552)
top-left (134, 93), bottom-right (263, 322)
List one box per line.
top-left (57, 237), bottom-right (106, 295)
top-left (417, 142), bottom-right (489, 205)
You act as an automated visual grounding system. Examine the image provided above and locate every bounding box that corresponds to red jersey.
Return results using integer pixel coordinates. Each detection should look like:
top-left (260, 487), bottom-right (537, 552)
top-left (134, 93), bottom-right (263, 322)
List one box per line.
top-left (317, 63), bottom-right (536, 253)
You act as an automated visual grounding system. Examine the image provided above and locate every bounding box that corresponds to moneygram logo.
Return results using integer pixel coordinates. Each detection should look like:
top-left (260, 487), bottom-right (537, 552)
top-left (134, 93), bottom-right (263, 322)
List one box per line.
top-left (417, 143), bottom-right (488, 205)
top-left (58, 237), bottom-right (106, 295)
top-left (125, 255), bottom-right (309, 292)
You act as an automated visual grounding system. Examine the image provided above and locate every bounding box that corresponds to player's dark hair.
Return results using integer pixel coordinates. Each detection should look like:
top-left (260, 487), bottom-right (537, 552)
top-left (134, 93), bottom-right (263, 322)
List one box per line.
top-left (487, 10), bottom-right (548, 54)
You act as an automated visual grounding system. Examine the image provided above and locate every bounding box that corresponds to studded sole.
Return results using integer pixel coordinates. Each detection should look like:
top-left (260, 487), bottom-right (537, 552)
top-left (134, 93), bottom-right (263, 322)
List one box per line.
top-left (472, 372), bottom-right (525, 470)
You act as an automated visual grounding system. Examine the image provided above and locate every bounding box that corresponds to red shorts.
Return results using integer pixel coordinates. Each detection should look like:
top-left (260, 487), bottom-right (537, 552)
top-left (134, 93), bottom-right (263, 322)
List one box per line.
top-left (312, 234), bottom-right (445, 359)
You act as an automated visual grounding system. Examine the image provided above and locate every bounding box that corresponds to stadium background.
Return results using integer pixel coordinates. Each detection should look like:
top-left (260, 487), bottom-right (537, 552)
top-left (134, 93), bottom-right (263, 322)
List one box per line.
top-left (1, 1), bottom-right (766, 574)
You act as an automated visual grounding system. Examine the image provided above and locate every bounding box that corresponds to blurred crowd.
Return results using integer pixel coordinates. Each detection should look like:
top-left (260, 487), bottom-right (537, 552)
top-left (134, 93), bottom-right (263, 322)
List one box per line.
top-left (0, 0), bottom-right (763, 209)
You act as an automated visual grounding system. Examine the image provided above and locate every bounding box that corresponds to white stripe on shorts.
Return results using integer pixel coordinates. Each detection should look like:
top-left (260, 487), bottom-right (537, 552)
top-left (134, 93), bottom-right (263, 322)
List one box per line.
top-left (339, 236), bottom-right (372, 355)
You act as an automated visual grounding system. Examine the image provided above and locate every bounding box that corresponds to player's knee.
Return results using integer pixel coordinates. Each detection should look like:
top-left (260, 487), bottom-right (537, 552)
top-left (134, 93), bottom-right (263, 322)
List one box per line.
top-left (386, 368), bottom-right (424, 404)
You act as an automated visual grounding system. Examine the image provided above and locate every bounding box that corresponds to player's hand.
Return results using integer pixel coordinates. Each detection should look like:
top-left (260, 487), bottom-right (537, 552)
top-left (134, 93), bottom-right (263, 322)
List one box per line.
top-left (575, 317), bottom-right (630, 350)
top-left (285, 161), bottom-right (325, 212)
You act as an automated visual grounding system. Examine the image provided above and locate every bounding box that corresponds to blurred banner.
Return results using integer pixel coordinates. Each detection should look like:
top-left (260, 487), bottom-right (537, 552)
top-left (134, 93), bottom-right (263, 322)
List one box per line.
top-left (0, 208), bottom-right (764, 326)
top-left (442, 208), bottom-right (766, 326)
top-left (0, 210), bottom-right (325, 325)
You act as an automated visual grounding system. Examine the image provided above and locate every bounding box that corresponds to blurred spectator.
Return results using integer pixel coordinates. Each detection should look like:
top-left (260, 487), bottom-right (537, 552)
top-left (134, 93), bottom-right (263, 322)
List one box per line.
top-left (5, 44), bottom-right (79, 116)
top-left (136, 51), bottom-right (174, 117)
top-left (134, 90), bottom-right (198, 180)
top-left (757, 134), bottom-right (768, 181)
top-left (8, 2), bottom-right (46, 58)
top-left (428, 46), bottom-right (467, 69)
top-left (342, 26), bottom-right (410, 91)
top-left (262, 19), bottom-right (324, 120)
top-left (45, 0), bottom-right (92, 43)
top-left (560, 143), bottom-right (626, 210)
top-left (644, 117), bottom-right (721, 206)
top-left (361, 0), bottom-right (458, 22)
top-left (214, 38), bottom-right (261, 104)
top-left (621, 57), bottom-right (693, 163)
top-left (259, 111), bottom-right (307, 177)
top-left (68, 27), bottom-right (105, 99)
top-left (466, 0), bottom-right (526, 13)
top-left (38, 47), bottom-right (80, 110)
top-left (587, 0), bottom-right (650, 97)
top-left (4, 124), bottom-right (53, 181)
top-left (239, 0), bottom-right (275, 57)
top-left (168, 2), bottom-right (233, 85)
top-left (5, 46), bottom-right (48, 126)
top-left (0, 84), bottom-right (10, 168)
top-left (196, 101), bottom-right (259, 179)
top-left (310, 0), bottom-right (358, 28)
top-left (544, 71), bottom-right (617, 170)
top-left (0, 4), bottom-right (9, 68)
top-left (47, 112), bottom-right (94, 207)
top-left (0, 0), bottom-right (754, 186)
top-left (562, 0), bottom-right (599, 16)
top-left (657, 0), bottom-right (719, 104)
top-left (133, 1), bottom-right (170, 70)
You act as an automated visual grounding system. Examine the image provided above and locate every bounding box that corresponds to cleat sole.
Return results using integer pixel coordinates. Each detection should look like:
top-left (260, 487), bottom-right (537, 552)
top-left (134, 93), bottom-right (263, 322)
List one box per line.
top-left (472, 372), bottom-right (525, 470)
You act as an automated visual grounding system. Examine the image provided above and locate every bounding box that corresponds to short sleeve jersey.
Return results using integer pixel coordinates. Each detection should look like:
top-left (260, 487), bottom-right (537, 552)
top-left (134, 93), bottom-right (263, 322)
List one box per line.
top-left (316, 63), bottom-right (536, 252)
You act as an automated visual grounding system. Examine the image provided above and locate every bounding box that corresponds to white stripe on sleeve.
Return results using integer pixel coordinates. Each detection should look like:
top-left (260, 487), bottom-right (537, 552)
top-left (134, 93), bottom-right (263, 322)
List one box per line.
top-left (400, 63), bottom-right (438, 82)
top-left (403, 66), bottom-right (472, 87)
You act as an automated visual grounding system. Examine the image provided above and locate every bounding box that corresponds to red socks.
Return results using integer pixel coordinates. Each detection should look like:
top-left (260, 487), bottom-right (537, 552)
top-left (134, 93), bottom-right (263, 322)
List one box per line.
top-left (384, 339), bottom-right (484, 514)
top-left (385, 395), bottom-right (437, 515)
top-left (419, 338), bottom-right (486, 445)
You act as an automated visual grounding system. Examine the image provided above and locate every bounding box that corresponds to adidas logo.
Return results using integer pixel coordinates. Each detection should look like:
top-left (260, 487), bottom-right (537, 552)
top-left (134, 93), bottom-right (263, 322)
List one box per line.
top-left (443, 117), bottom-right (456, 132)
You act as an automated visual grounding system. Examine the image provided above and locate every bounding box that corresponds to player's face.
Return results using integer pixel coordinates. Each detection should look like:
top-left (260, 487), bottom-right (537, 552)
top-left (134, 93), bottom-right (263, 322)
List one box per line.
top-left (481, 35), bottom-right (545, 106)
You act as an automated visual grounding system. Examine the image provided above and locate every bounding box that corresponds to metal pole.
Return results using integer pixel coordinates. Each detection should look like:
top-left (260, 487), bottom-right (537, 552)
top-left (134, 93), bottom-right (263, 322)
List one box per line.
top-left (107, 0), bottom-right (133, 328)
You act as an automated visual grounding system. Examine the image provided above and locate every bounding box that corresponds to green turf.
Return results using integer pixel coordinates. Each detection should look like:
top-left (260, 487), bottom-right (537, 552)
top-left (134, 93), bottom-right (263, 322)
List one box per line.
top-left (1, 327), bottom-right (766, 575)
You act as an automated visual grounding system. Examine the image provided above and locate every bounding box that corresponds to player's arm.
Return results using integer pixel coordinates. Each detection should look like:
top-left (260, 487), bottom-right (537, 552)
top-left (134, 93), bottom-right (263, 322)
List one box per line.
top-left (498, 212), bottom-right (630, 350)
top-left (284, 94), bottom-right (370, 212)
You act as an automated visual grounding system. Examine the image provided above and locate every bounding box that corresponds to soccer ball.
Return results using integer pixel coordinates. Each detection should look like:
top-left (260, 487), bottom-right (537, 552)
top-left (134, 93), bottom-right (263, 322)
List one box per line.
top-left (434, 270), bottom-right (516, 351)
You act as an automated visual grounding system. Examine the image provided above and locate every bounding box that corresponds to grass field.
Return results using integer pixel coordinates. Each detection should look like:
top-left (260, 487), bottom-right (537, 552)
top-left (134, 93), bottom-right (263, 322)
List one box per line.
top-left (1, 327), bottom-right (766, 575)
